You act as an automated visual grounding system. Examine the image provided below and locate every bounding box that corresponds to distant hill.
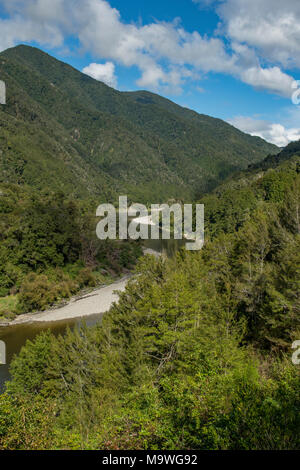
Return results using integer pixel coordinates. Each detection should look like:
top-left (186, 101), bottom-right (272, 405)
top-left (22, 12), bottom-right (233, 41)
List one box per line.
top-left (248, 140), bottom-right (300, 171)
top-left (199, 139), bottom-right (300, 238)
top-left (0, 45), bottom-right (278, 203)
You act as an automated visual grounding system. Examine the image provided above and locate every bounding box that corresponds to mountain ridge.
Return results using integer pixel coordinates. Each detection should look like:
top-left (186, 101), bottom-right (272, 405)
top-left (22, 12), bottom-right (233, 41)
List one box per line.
top-left (0, 44), bottom-right (278, 203)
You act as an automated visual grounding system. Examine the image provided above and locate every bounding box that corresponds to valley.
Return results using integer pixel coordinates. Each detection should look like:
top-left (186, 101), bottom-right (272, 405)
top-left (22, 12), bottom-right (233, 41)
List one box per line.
top-left (0, 45), bottom-right (299, 452)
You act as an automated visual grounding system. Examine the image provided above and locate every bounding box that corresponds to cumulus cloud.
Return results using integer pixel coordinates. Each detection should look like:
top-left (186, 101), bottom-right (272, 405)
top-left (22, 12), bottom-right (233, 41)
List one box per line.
top-left (0, 0), bottom-right (296, 96)
top-left (82, 62), bottom-right (117, 88)
top-left (229, 115), bottom-right (300, 147)
top-left (0, 0), bottom-right (66, 50)
top-left (239, 66), bottom-right (295, 98)
top-left (217, 0), bottom-right (300, 68)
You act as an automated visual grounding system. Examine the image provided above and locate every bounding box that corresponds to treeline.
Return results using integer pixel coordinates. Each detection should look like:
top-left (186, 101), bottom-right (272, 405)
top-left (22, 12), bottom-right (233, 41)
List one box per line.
top-left (0, 184), bottom-right (142, 318)
top-left (0, 154), bottom-right (298, 449)
top-left (0, 45), bottom-right (276, 204)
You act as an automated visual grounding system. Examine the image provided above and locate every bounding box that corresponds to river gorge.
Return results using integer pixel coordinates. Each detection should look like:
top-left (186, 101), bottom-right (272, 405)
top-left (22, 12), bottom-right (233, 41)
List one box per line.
top-left (0, 238), bottom-right (184, 389)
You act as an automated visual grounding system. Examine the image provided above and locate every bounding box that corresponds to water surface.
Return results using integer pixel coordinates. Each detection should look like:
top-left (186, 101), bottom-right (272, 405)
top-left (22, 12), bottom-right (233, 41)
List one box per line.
top-left (0, 238), bottom-right (184, 390)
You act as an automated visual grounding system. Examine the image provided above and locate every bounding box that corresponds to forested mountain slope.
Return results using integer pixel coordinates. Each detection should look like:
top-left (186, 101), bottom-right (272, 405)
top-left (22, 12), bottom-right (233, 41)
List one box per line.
top-left (248, 139), bottom-right (300, 171)
top-left (0, 142), bottom-right (298, 450)
top-left (201, 140), bottom-right (300, 237)
top-left (0, 45), bottom-right (277, 202)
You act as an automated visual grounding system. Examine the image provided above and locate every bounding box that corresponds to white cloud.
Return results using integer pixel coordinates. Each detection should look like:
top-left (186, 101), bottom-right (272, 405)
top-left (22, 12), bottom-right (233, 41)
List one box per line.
top-left (0, 0), bottom-right (227, 92)
top-left (217, 0), bottom-right (300, 68)
top-left (73, 3), bottom-right (236, 91)
top-left (229, 115), bottom-right (300, 147)
top-left (0, 0), bottom-right (296, 97)
top-left (82, 62), bottom-right (117, 88)
top-left (0, 0), bottom-right (66, 51)
top-left (239, 66), bottom-right (295, 98)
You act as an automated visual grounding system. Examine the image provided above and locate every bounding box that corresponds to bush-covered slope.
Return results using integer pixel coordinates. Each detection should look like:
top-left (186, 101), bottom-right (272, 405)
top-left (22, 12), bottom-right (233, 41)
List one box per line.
top-left (0, 45), bottom-right (277, 202)
top-left (0, 183), bottom-right (142, 318)
top-left (0, 145), bottom-right (298, 450)
top-left (200, 141), bottom-right (300, 237)
top-left (248, 139), bottom-right (300, 171)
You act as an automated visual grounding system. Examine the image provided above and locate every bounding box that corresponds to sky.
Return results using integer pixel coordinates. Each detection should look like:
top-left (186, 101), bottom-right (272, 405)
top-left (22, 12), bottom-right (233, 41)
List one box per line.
top-left (0, 0), bottom-right (300, 146)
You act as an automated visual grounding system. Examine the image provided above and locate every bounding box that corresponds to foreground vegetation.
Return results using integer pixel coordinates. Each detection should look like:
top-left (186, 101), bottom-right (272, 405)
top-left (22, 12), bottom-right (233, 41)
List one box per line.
top-left (0, 148), bottom-right (299, 449)
top-left (0, 184), bottom-right (142, 319)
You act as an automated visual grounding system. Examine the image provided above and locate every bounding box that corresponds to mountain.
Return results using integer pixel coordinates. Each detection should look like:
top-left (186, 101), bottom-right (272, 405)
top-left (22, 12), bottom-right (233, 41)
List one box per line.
top-left (199, 140), bottom-right (300, 238)
top-left (1, 141), bottom-right (299, 450)
top-left (0, 45), bottom-right (278, 203)
top-left (248, 139), bottom-right (300, 171)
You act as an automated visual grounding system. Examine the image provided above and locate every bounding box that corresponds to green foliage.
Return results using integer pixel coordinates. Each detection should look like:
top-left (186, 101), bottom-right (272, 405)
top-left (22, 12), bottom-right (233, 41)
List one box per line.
top-left (76, 268), bottom-right (97, 288)
top-left (17, 272), bottom-right (78, 312)
top-left (0, 295), bottom-right (17, 319)
top-left (260, 170), bottom-right (295, 202)
top-left (200, 154), bottom-right (300, 238)
top-left (0, 49), bottom-right (299, 449)
top-left (6, 331), bottom-right (54, 397)
top-left (248, 139), bottom-right (300, 171)
top-left (1, 247), bottom-right (299, 449)
top-left (198, 156), bottom-right (300, 349)
top-left (0, 184), bottom-right (143, 316)
top-left (0, 45), bottom-right (276, 203)
top-left (0, 393), bottom-right (57, 450)
top-left (1, 153), bottom-right (299, 450)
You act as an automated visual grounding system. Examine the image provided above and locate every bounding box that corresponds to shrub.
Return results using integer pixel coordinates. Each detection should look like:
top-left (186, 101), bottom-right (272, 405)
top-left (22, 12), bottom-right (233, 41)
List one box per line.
top-left (17, 271), bottom-right (81, 314)
top-left (17, 274), bottom-right (57, 312)
top-left (77, 268), bottom-right (97, 288)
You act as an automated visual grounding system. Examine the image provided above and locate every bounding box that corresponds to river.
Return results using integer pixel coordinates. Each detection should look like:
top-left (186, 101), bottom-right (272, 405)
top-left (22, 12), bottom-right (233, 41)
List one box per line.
top-left (0, 238), bottom-right (184, 390)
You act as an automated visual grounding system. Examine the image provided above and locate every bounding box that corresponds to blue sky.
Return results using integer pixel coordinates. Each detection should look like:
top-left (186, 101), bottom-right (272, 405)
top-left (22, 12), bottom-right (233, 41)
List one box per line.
top-left (0, 0), bottom-right (300, 146)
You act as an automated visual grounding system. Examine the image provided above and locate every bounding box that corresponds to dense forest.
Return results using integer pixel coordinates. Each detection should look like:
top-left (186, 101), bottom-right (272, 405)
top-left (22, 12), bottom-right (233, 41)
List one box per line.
top-left (0, 144), bottom-right (299, 450)
top-left (0, 45), bottom-right (277, 203)
top-left (0, 43), bottom-right (279, 320)
top-left (0, 184), bottom-right (142, 320)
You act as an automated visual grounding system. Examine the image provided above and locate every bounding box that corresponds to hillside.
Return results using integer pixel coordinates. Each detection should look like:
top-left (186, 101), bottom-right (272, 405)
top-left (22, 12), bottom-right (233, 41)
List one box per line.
top-left (0, 45), bottom-right (277, 203)
top-left (248, 139), bottom-right (300, 171)
top-left (200, 140), bottom-right (300, 237)
top-left (1, 142), bottom-right (299, 450)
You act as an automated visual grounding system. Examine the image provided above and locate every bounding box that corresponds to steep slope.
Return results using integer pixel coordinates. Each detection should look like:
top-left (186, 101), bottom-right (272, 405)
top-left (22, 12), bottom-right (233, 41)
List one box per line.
top-left (0, 45), bottom-right (277, 202)
top-left (200, 140), bottom-right (300, 238)
top-left (248, 139), bottom-right (300, 171)
top-left (1, 141), bottom-right (299, 450)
